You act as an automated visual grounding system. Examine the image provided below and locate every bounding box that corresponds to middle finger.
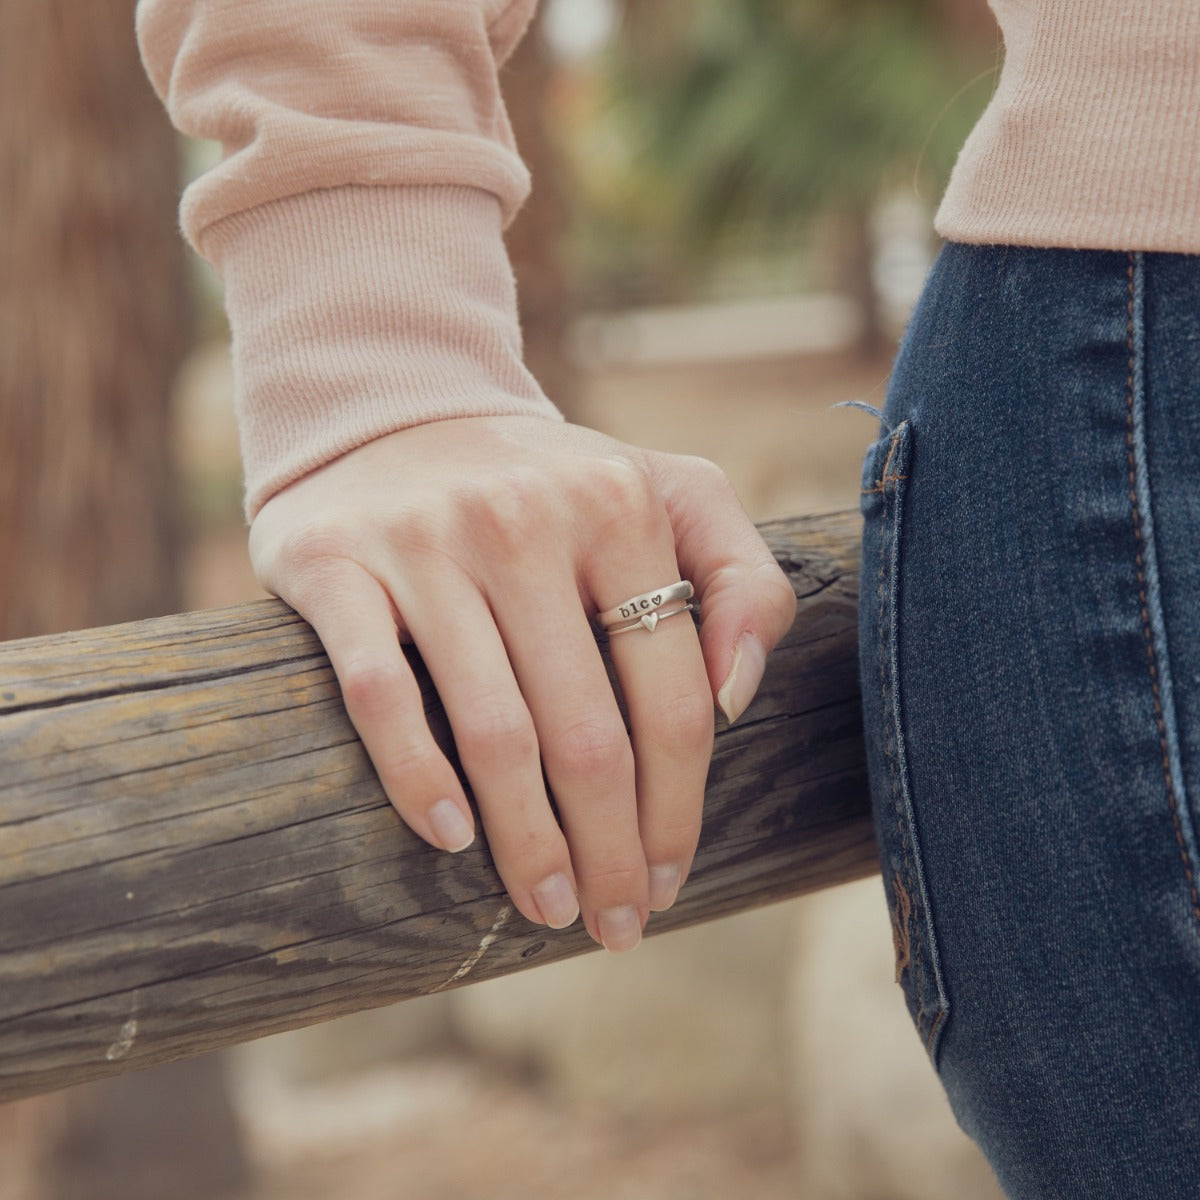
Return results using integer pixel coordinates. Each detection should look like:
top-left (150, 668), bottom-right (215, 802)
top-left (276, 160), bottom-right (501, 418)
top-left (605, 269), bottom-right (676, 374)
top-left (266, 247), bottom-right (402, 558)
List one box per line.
top-left (490, 569), bottom-right (648, 952)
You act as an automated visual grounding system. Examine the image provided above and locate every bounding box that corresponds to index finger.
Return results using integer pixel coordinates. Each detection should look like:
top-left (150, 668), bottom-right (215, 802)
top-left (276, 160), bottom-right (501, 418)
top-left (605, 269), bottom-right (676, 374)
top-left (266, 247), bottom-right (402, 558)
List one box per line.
top-left (282, 561), bottom-right (477, 855)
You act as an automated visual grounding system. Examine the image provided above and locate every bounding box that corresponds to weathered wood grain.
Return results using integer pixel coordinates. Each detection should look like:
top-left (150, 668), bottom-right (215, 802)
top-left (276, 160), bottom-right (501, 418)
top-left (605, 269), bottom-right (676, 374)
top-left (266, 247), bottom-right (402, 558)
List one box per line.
top-left (0, 510), bottom-right (874, 1104)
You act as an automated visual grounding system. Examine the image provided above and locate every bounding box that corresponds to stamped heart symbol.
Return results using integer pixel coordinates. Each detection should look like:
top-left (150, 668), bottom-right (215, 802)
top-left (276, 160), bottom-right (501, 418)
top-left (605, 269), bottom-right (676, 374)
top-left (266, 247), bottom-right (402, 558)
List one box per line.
top-left (651, 594), bottom-right (663, 606)
top-left (641, 612), bottom-right (659, 632)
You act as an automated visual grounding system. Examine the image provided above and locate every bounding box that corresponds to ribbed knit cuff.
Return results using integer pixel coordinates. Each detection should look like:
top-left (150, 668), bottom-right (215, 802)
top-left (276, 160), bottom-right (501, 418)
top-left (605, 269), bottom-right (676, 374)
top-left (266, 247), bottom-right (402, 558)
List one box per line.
top-left (205, 184), bottom-right (561, 519)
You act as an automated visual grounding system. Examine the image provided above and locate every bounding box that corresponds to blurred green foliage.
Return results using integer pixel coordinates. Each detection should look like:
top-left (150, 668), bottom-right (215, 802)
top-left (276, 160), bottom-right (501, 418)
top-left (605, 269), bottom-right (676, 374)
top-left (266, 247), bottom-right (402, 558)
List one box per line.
top-left (558, 0), bottom-right (996, 305)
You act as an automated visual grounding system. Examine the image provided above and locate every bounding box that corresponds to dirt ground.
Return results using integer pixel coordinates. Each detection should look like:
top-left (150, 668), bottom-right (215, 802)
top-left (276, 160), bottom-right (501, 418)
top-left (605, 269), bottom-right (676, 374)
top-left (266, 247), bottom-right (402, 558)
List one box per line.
top-left (236, 1054), bottom-right (802, 1200)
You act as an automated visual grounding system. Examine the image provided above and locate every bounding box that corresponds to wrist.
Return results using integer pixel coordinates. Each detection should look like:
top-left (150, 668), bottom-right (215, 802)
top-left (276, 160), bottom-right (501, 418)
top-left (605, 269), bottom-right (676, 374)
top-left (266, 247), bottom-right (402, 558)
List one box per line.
top-left (206, 184), bottom-right (561, 519)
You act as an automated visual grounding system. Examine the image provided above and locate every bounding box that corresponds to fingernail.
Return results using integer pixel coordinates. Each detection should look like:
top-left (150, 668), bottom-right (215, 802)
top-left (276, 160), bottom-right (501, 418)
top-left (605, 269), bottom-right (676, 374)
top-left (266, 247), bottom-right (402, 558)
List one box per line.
top-left (717, 634), bottom-right (766, 725)
top-left (648, 863), bottom-right (682, 912)
top-left (428, 798), bottom-right (475, 853)
top-left (532, 873), bottom-right (580, 930)
top-left (598, 906), bottom-right (642, 953)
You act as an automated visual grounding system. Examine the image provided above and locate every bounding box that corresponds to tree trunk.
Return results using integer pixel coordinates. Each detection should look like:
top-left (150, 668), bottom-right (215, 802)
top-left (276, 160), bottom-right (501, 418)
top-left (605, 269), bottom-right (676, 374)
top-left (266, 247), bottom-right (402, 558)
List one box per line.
top-left (0, 2), bottom-right (248, 1197)
top-left (840, 204), bottom-right (889, 362)
top-left (0, 0), bottom-right (185, 637)
top-left (502, 7), bottom-right (579, 419)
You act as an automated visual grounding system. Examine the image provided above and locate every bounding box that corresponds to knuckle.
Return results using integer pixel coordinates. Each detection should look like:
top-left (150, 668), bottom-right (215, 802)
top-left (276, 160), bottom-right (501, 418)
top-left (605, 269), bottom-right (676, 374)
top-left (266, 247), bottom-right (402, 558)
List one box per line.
top-left (582, 860), bottom-right (646, 897)
top-left (385, 505), bottom-right (449, 560)
top-left (456, 701), bottom-right (539, 765)
top-left (668, 452), bottom-right (740, 507)
top-left (496, 828), bottom-right (569, 880)
top-left (652, 815), bottom-right (703, 848)
top-left (278, 523), bottom-right (345, 566)
top-left (553, 716), bottom-right (632, 779)
top-left (586, 458), bottom-right (659, 530)
top-left (681, 453), bottom-right (733, 491)
top-left (645, 689), bottom-right (714, 755)
top-left (756, 561), bottom-right (800, 628)
top-left (338, 659), bottom-right (406, 715)
top-left (469, 469), bottom-right (558, 554)
top-left (254, 517), bottom-right (383, 609)
top-left (377, 737), bottom-right (443, 783)
top-left (265, 521), bottom-right (355, 588)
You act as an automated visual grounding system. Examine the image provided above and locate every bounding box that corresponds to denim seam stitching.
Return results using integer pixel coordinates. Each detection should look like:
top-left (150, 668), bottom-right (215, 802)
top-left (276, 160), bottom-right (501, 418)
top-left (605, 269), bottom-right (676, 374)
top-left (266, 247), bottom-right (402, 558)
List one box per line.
top-left (1124, 251), bottom-right (1200, 932)
top-left (884, 425), bottom-right (937, 1047)
top-left (876, 435), bottom-right (916, 998)
top-left (877, 453), bottom-right (910, 916)
top-left (878, 421), bottom-right (950, 1055)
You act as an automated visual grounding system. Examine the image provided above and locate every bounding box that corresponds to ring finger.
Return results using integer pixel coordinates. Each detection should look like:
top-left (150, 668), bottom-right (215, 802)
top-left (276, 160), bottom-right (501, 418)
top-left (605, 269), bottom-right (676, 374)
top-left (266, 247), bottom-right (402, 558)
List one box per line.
top-left (589, 552), bottom-right (714, 915)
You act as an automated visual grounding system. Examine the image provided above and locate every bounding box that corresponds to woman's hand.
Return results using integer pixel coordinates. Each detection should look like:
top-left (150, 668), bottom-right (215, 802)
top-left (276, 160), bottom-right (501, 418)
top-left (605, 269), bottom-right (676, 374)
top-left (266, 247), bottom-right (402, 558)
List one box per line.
top-left (248, 416), bottom-right (796, 952)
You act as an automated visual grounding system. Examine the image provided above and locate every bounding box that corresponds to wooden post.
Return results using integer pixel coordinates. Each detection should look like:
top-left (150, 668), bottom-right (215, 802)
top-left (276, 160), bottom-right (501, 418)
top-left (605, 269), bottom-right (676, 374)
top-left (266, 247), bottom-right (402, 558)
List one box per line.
top-left (0, 510), bottom-right (874, 1105)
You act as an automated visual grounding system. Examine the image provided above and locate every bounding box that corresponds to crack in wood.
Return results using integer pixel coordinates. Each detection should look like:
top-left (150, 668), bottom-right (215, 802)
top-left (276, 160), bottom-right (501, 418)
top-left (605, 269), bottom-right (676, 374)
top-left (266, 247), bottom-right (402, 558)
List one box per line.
top-left (0, 651), bottom-right (327, 717)
top-left (427, 904), bottom-right (515, 993)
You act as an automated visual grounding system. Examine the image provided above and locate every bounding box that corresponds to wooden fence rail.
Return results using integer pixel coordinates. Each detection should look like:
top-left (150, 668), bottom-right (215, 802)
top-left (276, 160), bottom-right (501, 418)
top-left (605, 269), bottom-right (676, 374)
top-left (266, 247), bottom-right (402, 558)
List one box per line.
top-left (0, 509), bottom-right (873, 1105)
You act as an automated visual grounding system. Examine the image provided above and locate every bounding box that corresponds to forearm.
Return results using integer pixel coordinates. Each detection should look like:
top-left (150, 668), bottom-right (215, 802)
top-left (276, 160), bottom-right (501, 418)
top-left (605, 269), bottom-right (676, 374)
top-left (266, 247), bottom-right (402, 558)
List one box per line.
top-left (135, 0), bottom-right (560, 517)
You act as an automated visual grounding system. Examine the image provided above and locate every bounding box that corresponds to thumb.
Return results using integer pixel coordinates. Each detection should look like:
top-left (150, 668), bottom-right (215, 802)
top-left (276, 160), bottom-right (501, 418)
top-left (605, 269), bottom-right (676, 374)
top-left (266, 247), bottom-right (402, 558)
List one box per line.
top-left (646, 453), bottom-right (798, 724)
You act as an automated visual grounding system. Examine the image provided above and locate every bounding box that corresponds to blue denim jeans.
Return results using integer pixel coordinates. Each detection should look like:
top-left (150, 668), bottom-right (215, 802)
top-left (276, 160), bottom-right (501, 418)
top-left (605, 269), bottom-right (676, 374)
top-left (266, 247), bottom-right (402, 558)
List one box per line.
top-left (858, 244), bottom-right (1200, 1198)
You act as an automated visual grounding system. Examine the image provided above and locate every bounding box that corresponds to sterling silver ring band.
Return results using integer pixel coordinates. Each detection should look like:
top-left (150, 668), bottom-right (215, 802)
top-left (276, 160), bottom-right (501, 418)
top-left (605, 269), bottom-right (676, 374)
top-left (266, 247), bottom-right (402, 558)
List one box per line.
top-left (597, 580), bottom-right (694, 630)
top-left (605, 602), bottom-right (694, 636)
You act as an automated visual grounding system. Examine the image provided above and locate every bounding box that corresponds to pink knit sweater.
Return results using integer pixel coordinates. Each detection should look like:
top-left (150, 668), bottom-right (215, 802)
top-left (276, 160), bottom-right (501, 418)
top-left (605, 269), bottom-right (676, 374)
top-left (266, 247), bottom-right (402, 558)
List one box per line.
top-left (136, 0), bottom-right (1200, 518)
top-left (936, 0), bottom-right (1200, 249)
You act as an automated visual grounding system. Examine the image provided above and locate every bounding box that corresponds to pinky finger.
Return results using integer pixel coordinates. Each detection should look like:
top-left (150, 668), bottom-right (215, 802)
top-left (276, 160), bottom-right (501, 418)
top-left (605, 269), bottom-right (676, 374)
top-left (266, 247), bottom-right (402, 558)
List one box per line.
top-left (290, 564), bottom-right (477, 854)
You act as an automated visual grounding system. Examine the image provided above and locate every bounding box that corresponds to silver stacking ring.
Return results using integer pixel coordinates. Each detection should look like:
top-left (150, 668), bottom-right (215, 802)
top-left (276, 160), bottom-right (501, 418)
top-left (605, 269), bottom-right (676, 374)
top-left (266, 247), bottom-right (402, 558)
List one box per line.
top-left (606, 602), bottom-right (694, 636)
top-left (597, 580), bottom-right (695, 635)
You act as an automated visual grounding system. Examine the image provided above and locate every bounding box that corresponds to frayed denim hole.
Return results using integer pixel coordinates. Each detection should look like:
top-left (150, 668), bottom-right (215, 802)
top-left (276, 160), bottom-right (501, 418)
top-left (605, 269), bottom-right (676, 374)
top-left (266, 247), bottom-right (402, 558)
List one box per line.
top-left (859, 419), bottom-right (911, 508)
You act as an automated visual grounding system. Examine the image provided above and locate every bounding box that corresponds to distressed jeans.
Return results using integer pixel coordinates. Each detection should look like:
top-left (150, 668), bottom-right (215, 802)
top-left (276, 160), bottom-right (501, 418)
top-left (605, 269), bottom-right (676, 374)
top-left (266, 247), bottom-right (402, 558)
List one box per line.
top-left (857, 245), bottom-right (1200, 1198)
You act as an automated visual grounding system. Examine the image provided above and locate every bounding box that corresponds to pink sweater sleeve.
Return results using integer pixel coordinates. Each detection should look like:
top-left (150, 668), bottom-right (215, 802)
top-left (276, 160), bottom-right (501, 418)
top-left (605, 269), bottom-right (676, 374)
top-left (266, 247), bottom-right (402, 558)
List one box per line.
top-left (136, 0), bottom-right (560, 519)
